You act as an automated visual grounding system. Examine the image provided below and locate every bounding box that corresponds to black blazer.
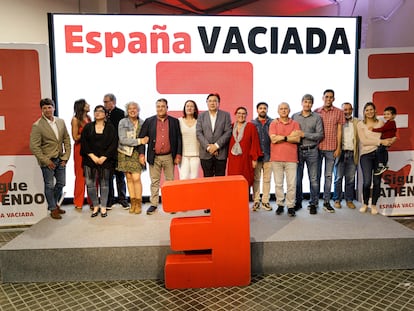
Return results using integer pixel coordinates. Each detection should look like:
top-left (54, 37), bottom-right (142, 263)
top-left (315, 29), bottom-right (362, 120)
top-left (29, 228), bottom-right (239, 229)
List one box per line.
top-left (139, 115), bottom-right (182, 165)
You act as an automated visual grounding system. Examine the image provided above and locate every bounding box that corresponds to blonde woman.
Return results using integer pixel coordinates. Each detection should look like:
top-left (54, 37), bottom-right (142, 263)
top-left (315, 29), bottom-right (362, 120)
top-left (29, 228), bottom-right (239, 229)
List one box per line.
top-left (117, 102), bottom-right (148, 214)
top-left (357, 102), bottom-right (396, 215)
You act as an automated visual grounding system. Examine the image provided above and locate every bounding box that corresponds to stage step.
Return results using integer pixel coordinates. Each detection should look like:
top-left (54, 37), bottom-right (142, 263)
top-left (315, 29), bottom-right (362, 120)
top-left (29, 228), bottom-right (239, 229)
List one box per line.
top-left (1, 202), bottom-right (414, 282)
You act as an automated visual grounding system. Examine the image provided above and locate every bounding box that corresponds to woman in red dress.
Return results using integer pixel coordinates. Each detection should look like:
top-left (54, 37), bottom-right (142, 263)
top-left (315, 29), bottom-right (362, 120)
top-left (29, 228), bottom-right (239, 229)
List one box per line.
top-left (71, 99), bottom-right (91, 209)
top-left (227, 106), bottom-right (262, 188)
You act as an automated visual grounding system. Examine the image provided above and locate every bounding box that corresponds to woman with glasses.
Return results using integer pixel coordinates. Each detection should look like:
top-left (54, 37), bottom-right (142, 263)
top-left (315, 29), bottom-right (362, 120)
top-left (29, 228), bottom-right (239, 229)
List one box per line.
top-left (81, 105), bottom-right (117, 218)
top-left (227, 106), bottom-right (261, 191)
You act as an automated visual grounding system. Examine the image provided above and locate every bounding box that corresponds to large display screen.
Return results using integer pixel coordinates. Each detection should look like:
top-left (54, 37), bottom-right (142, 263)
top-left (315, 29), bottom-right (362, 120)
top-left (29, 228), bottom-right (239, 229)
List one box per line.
top-left (49, 14), bottom-right (360, 198)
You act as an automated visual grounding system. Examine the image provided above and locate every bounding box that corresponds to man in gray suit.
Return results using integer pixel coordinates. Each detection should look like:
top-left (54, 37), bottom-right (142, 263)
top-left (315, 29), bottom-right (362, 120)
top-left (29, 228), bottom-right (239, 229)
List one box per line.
top-left (30, 98), bottom-right (71, 219)
top-left (196, 93), bottom-right (232, 178)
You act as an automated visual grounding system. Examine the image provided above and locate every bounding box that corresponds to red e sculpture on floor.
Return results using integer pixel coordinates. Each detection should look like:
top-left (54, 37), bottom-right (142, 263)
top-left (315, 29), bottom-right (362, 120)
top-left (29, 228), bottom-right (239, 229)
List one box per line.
top-left (162, 176), bottom-right (251, 289)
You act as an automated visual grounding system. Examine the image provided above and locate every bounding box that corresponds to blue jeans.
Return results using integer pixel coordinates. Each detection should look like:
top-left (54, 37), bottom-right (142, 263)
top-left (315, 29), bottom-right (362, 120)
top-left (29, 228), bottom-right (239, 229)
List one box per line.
top-left (84, 166), bottom-right (111, 208)
top-left (333, 151), bottom-right (356, 202)
top-left (40, 158), bottom-right (66, 211)
top-left (376, 145), bottom-right (388, 166)
top-left (360, 151), bottom-right (381, 205)
top-left (318, 150), bottom-right (335, 202)
top-left (296, 147), bottom-right (319, 205)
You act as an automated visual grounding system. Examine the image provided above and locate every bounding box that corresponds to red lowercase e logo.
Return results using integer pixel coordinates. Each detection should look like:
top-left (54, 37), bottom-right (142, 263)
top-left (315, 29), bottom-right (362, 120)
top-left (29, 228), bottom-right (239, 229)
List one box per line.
top-left (162, 176), bottom-right (251, 289)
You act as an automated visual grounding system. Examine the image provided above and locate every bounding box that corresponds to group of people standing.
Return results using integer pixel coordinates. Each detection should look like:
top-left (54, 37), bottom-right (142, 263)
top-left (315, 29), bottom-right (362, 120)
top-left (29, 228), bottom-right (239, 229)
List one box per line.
top-left (250, 91), bottom-right (397, 217)
top-left (30, 90), bottom-right (397, 220)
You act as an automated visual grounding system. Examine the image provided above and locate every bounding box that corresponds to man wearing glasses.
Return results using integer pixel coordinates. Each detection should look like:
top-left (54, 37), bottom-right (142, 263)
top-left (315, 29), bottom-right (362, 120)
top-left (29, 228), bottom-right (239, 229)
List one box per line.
top-left (103, 93), bottom-right (129, 209)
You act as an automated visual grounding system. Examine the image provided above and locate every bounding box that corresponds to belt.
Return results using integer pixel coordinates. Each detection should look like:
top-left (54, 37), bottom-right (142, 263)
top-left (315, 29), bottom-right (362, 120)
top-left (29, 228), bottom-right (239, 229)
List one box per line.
top-left (343, 150), bottom-right (354, 153)
top-left (155, 152), bottom-right (171, 156)
top-left (299, 145), bottom-right (317, 150)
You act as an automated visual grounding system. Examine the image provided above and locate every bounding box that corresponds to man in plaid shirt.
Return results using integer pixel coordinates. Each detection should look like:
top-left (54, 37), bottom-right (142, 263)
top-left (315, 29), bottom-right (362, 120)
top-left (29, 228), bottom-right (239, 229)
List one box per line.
top-left (314, 89), bottom-right (345, 213)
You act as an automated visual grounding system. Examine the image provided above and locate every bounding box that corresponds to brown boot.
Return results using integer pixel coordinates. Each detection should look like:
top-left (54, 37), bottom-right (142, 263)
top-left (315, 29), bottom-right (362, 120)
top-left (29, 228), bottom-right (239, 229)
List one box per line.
top-left (50, 208), bottom-right (62, 219)
top-left (129, 198), bottom-right (136, 213)
top-left (56, 205), bottom-right (66, 214)
top-left (135, 198), bottom-right (142, 214)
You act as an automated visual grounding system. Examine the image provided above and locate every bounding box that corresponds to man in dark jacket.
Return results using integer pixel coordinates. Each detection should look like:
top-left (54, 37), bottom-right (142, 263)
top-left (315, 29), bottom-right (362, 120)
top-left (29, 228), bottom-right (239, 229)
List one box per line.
top-left (103, 93), bottom-right (129, 209)
top-left (139, 98), bottom-right (182, 215)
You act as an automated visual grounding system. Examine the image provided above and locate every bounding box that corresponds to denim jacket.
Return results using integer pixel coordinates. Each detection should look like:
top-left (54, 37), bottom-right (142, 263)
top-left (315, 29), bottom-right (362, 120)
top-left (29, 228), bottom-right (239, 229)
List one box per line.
top-left (252, 116), bottom-right (273, 162)
top-left (118, 117), bottom-right (145, 155)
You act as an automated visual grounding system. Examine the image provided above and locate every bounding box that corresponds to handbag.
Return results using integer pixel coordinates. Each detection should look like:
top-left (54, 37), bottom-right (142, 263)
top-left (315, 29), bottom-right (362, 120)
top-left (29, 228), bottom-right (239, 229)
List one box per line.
top-left (117, 130), bottom-right (136, 156)
top-left (117, 145), bottom-right (133, 156)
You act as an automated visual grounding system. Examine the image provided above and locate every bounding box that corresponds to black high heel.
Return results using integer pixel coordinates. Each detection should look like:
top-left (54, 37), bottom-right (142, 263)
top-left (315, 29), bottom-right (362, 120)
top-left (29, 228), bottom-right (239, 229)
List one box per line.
top-left (101, 208), bottom-right (108, 217)
top-left (91, 208), bottom-right (99, 217)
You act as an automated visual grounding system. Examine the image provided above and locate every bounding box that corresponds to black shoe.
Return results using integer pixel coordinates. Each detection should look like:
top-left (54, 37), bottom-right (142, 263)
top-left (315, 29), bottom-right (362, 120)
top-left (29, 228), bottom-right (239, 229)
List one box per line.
top-left (309, 204), bottom-right (317, 215)
top-left (204, 209), bottom-right (211, 214)
top-left (323, 201), bottom-right (335, 213)
top-left (275, 205), bottom-right (284, 215)
top-left (91, 209), bottom-right (99, 217)
top-left (147, 205), bottom-right (157, 215)
top-left (294, 202), bottom-right (302, 211)
top-left (106, 200), bottom-right (116, 209)
top-left (101, 211), bottom-right (108, 217)
top-left (374, 166), bottom-right (388, 175)
top-left (119, 200), bottom-right (129, 209)
top-left (287, 208), bottom-right (296, 217)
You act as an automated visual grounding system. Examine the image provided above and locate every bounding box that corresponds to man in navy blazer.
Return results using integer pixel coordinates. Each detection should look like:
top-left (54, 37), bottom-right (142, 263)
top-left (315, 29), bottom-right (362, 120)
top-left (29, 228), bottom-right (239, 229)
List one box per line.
top-left (196, 93), bottom-right (232, 178)
top-left (139, 98), bottom-right (182, 215)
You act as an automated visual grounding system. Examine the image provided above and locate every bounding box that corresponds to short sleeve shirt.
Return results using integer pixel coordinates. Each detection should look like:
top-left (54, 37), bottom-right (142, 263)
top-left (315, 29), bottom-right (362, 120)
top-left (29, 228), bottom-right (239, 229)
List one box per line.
top-left (314, 106), bottom-right (345, 151)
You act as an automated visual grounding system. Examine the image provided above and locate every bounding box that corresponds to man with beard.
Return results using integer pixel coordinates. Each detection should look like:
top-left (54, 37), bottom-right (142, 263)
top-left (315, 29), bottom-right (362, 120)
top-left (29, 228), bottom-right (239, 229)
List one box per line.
top-left (251, 102), bottom-right (273, 211)
top-left (314, 89), bottom-right (345, 213)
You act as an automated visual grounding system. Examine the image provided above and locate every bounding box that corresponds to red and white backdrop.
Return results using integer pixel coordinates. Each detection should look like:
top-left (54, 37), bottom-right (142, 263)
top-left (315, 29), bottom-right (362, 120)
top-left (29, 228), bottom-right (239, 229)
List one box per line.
top-left (0, 44), bottom-right (51, 225)
top-left (50, 14), bottom-right (359, 207)
top-left (359, 47), bottom-right (414, 216)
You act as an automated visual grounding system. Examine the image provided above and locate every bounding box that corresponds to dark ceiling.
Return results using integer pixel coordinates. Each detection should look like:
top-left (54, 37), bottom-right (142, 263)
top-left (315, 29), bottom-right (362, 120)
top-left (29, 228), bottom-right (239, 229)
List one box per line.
top-left (121, 0), bottom-right (336, 16)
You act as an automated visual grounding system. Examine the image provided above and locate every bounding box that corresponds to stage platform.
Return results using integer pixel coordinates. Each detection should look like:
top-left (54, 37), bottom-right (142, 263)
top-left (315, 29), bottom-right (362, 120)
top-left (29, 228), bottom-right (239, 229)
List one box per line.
top-left (1, 201), bottom-right (414, 283)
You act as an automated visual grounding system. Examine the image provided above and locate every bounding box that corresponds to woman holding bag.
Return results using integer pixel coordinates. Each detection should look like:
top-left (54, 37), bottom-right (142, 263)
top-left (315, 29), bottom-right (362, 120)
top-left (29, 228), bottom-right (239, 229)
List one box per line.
top-left (117, 101), bottom-right (148, 214)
